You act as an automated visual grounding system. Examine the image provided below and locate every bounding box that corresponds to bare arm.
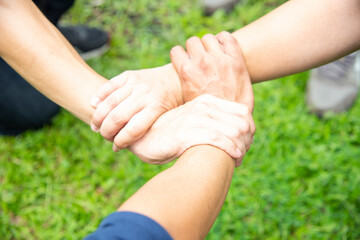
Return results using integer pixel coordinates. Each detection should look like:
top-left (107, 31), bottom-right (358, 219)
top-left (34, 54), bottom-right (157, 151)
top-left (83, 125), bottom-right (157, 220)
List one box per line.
top-left (0, 3), bottom-right (251, 239)
top-left (93, 0), bottom-right (360, 147)
top-left (233, 0), bottom-right (360, 82)
top-left (119, 33), bottom-right (255, 239)
top-left (119, 145), bottom-right (235, 240)
top-left (0, 0), bottom-right (107, 123)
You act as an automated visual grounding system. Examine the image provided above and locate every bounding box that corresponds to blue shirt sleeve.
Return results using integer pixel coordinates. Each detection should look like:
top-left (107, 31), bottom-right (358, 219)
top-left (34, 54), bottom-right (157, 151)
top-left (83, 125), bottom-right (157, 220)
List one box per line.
top-left (84, 211), bottom-right (173, 240)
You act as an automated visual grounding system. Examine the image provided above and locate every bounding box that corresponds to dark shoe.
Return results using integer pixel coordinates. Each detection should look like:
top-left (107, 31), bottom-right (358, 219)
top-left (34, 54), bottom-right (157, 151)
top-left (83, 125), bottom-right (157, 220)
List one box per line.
top-left (306, 51), bottom-right (360, 117)
top-left (58, 25), bottom-right (110, 60)
top-left (201, 0), bottom-right (239, 15)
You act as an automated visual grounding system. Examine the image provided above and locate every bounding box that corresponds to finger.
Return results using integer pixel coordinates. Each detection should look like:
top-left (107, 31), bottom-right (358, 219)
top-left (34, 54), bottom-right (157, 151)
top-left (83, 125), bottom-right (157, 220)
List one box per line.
top-left (201, 34), bottom-right (224, 53)
top-left (91, 87), bottom-right (132, 132)
top-left (181, 128), bottom-right (241, 159)
top-left (234, 134), bottom-right (246, 167)
top-left (216, 31), bottom-right (243, 60)
top-left (198, 95), bottom-right (256, 137)
top-left (170, 45), bottom-right (190, 74)
top-left (193, 95), bottom-right (253, 132)
top-left (204, 119), bottom-right (248, 156)
top-left (185, 36), bottom-right (206, 58)
top-left (90, 74), bottom-right (128, 108)
top-left (198, 95), bottom-right (249, 117)
top-left (99, 94), bottom-right (142, 141)
top-left (247, 113), bottom-right (256, 136)
top-left (202, 109), bottom-right (253, 152)
top-left (112, 107), bottom-right (162, 149)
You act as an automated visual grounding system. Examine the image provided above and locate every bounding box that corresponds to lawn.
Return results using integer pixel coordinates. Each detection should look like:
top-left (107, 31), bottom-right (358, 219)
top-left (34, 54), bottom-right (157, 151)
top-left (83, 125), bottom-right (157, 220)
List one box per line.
top-left (1, 0), bottom-right (360, 239)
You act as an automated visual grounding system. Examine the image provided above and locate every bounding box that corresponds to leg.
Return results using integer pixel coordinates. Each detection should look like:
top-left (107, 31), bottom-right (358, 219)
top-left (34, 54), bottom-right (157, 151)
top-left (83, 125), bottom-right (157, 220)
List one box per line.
top-left (201, 0), bottom-right (239, 15)
top-left (306, 51), bottom-right (360, 117)
top-left (34, 0), bottom-right (110, 60)
top-left (0, 0), bottom-right (72, 135)
top-left (0, 58), bottom-right (59, 135)
top-left (33, 0), bottom-right (75, 25)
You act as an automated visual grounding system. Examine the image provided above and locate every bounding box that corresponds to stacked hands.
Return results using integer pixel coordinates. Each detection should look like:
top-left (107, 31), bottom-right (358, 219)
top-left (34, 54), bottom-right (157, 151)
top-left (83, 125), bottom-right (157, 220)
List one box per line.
top-left (90, 31), bottom-right (255, 167)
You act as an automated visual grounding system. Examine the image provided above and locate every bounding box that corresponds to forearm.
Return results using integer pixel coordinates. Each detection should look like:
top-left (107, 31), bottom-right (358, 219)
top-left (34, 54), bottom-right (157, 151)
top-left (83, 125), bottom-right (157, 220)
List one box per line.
top-left (233, 0), bottom-right (360, 83)
top-left (119, 146), bottom-right (235, 239)
top-left (0, 0), bottom-right (107, 123)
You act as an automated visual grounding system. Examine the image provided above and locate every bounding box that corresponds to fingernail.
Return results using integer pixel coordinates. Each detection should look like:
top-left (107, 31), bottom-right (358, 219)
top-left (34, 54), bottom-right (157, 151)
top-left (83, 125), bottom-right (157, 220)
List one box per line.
top-left (91, 124), bottom-right (99, 133)
top-left (91, 96), bottom-right (101, 107)
top-left (236, 148), bottom-right (242, 157)
top-left (113, 144), bottom-right (120, 152)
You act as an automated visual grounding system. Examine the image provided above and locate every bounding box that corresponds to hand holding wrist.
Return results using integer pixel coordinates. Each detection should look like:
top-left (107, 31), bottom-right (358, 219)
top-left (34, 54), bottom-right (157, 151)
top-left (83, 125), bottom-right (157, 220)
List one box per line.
top-left (89, 64), bottom-right (184, 151)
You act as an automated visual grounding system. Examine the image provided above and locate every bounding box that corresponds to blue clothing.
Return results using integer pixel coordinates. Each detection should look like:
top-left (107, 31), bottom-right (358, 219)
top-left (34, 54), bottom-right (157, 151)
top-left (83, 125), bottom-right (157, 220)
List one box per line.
top-left (84, 211), bottom-right (173, 240)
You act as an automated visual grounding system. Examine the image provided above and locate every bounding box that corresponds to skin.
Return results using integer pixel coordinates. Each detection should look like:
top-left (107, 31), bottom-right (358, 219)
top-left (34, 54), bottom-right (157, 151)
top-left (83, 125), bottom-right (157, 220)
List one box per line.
top-left (0, 0), bottom-right (251, 163)
top-left (2, 0), bottom-right (360, 237)
top-left (0, 0), bottom-right (107, 123)
top-left (92, 0), bottom-right (360, 151)
top-left (130, 94), bottom-right (253, 166)
top-left (170, 31), bottom-right (254, 112)
top-left (0, 1), bottom-right (254, 238)
top-left (119, 33), bottom-right (255, 238)
top-left (119, 145), bottom-right (235, 239)
top-left (232, 0), bottom-right (360, 82)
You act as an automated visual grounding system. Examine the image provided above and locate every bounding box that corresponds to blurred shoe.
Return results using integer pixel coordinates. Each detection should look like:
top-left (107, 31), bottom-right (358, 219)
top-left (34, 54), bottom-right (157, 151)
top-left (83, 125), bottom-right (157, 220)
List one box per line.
top-left (201, 0), bottom-right (238, 15)
top-left (306, 51), bottom-right (360, 117)
top-left (58, 25), bottom-right (110, 60)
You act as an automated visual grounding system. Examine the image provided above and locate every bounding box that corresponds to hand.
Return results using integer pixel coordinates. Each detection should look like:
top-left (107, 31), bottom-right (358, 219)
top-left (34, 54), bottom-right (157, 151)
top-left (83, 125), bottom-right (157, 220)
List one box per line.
top-left (170, 31), bottom-right (254, 112)
top-left (90, 64), bottom-right (183, 151)
top-left (128, 95), bottom-right (254, 166)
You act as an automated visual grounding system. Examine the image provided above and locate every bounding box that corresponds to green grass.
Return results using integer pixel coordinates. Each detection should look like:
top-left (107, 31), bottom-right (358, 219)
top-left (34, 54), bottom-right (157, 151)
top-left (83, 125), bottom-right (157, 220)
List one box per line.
top-left (1, 0), bottom-right (360, 239)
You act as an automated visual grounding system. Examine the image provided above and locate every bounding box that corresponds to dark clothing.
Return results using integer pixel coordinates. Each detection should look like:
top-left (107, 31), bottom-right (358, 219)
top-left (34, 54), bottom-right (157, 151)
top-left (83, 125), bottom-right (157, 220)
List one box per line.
top-left (84, 211), bottom-right (173, 240)
top-left (0, 59), bottom-right (60, 135)
top-left (0, 0), bottom-right (74, 135)
top-left (33, 0), bottom-right (75, 25)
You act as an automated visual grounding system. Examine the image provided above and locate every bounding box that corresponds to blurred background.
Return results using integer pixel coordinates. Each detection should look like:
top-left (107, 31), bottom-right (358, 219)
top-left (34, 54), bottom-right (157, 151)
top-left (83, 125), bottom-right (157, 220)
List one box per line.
top-left (1, 0), bottom-right (359, 239)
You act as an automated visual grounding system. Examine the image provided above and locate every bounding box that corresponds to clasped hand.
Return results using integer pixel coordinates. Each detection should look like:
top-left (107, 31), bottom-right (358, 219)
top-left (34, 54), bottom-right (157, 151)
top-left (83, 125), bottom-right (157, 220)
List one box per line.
top-left (90, 32), bottom-right (255, 167)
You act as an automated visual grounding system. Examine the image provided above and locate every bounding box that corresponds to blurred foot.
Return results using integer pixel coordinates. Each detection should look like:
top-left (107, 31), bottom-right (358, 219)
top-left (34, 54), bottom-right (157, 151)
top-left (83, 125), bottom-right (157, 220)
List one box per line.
top-left (306, 51), bottom-right (360, 117)
top-left (201, 0), bottom-right (238, 15)
top-left (58, 25), bottom-right (110, 60)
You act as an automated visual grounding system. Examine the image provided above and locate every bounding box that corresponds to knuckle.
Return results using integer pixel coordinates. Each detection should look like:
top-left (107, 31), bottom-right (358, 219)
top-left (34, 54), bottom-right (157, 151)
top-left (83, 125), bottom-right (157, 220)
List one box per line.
top-left (181, 64), bottom-right (193, 78)
top-left (233, 128), bottom-right (242, 138)
top-left (202, 33), bottom-right (214, 41)
top-left (170, 46), bottom-right (181, 56)
top-left (123, 71), bottom-right (138, 83)
top-left (104, 96), bottom-right (119, 109)
top-left (222, 31), bottom-right (232, 40)
top-left (237, 120), bottom-right (250, 134)
top-left (99, 129), bottom-right (114, 142)
top-left (109, 75), bottom-right (124, 86)
top-left (199, 56), bottom-right (212, 66)
top-left (217, 31), bottom-right (228, 39)
top-left (236, 104), bottom-right (250, 116)
top-left (242, 123), bottom-right (250, 135)
top-left (113, 138), bottom-right (126, 149)
top-left (134, 82), bottom-right (149, 93)
top-left (244, 106), bottom-right (251, 116)
top-left (211, 131), bottom-right (221, 141)
top-left (124, 126), bottom-right (143, 139)
top-left (109, 112), bottom-right (125, 125)
top-left (92, 110), bottom-right (103, 126)
top-left (186, 36), bottom-right (199, 46)
top-left (122, 70), bottom-right (132, 78)
top-left (220, 31), bottom-right (229, 35)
